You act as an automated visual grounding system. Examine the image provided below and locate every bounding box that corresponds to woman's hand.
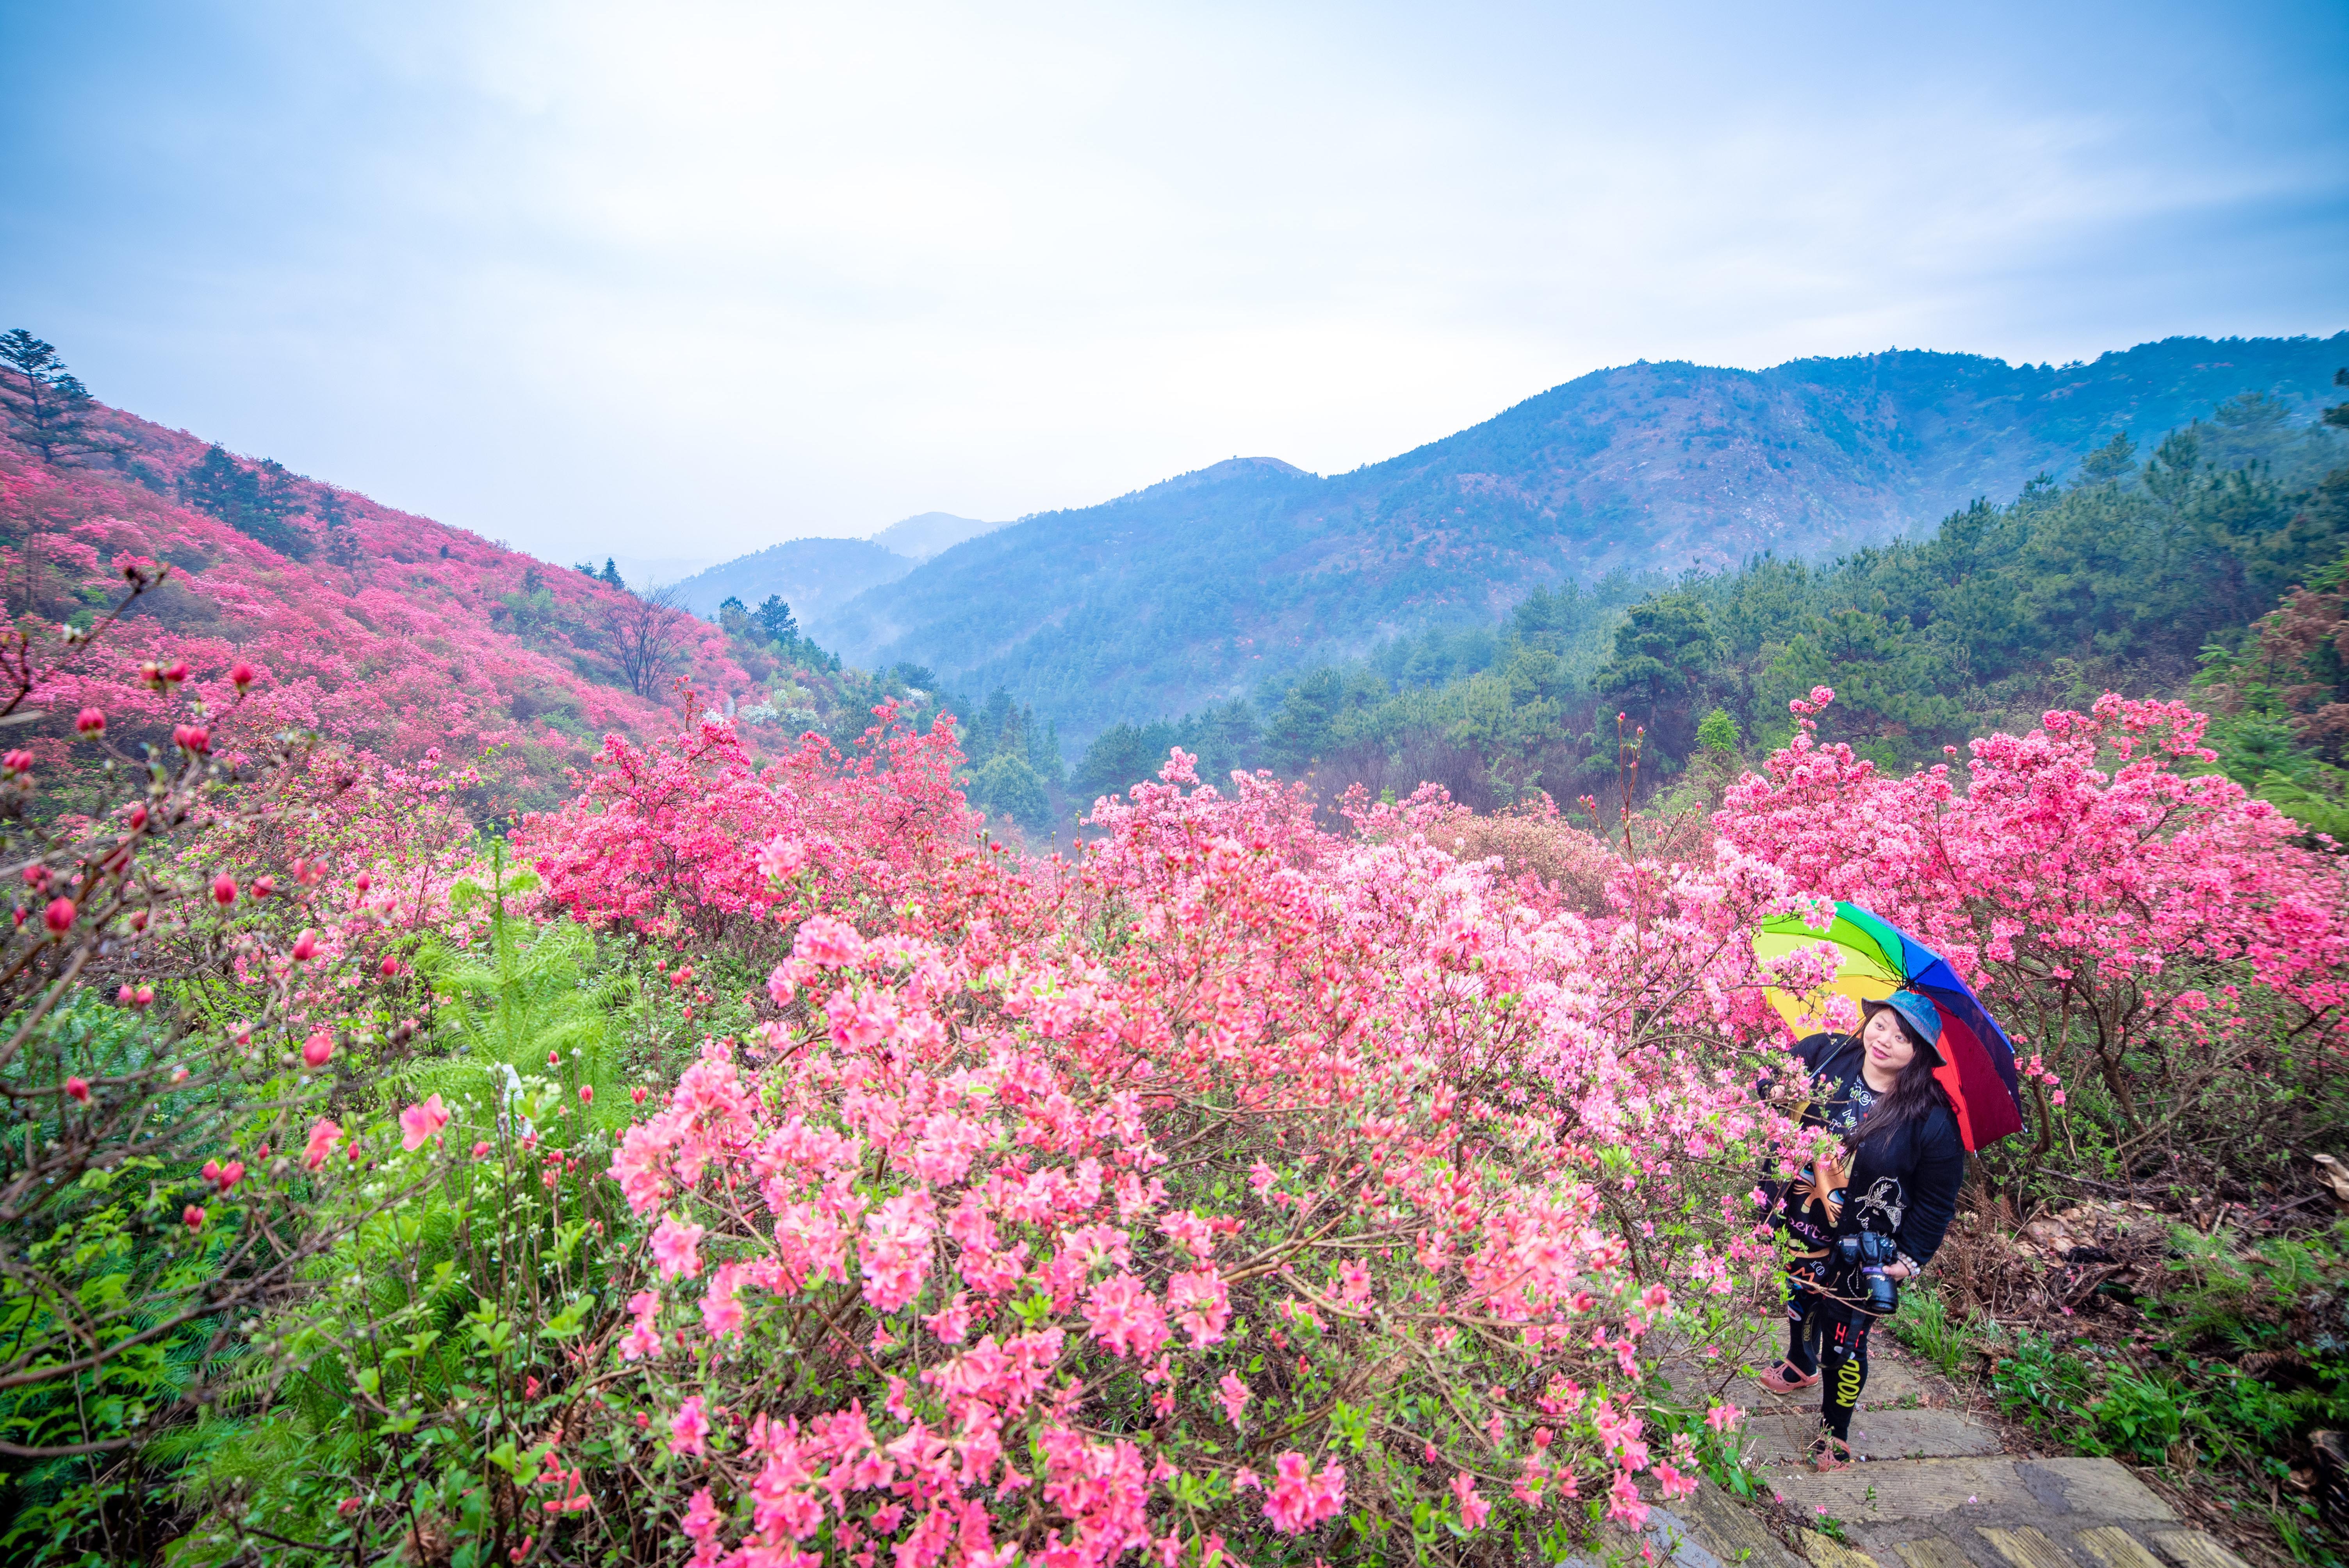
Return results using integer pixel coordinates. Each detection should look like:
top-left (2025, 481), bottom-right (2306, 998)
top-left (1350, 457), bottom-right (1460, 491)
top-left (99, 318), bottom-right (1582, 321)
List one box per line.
top-left (1885, 1262), bottom-right (1913, 1281)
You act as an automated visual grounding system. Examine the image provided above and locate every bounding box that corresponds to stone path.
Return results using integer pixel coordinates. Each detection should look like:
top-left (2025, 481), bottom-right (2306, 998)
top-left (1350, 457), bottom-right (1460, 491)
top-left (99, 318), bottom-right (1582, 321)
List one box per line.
top-left (1627, 1333), bottom-right (2257, 1568)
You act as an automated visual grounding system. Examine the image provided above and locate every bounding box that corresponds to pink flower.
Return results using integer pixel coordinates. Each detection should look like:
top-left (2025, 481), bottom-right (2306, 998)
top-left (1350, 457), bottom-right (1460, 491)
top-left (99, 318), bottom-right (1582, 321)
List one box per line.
top-left (303, 1118), bottom-right (342, 1170)
top-left (793, 914), bottom-right (863, 968)
top-left (699, 1261), bottom-right (749, 1339)
top-left (212, 874), bottom-right (237, 906)
top-left (1704, 1402), bottom-right (1743, 1433)
top-left (63, 1076), bottom-right (89, 1103)
top-left (1606, 1468), bottom-right (1649, 1529)
top-left (1166, 1266), bottom-right (1230, 1347)
top-left (43, 898), bottom-right (74, 934)
top-left (184, 1204), bottom-right (206, 1230)
top-left (650, 1217), bottom-right (708, 1280)
top-left (619, 1290), bottom-right (663, 1361)
top-left (579, 1084), bottom-right (594, 1104)
top-left (756, 834), bottom-right (807, 878)
top-left (1082, 1272), bottom-right (1170, 1360)
top-left (1654, 1461), bottom-right (1698, 1499)
top-left (668, 1395), bottom-right (709, 1456)
top-left (1262, 1451), bottom-right (1345, 1533)
top-left (291, 928), bottom-right (317, 962)
top-left (398, 1094), bottom-right (449, 1151)
top-left (1217, 1372), bottom-right (1251, 1428)
top-left (1452, 1472), bottom-right (1490, 1530)
top-left (302, 1032), bottom-right (334, 1068)
top-left (75, 707), bottom-right (104, 735)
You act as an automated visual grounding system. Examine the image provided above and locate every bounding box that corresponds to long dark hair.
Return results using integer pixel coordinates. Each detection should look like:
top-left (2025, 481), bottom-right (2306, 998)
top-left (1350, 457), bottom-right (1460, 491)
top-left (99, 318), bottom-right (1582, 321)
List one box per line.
top-left (1848, 1013), bottom-right (1953, 1149)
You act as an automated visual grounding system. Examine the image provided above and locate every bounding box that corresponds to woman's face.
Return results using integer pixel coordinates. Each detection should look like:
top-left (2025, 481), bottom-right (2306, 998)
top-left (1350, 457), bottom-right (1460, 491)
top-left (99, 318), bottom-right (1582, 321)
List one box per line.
top-left (1862, 1006), bottom-right (1918, 1076)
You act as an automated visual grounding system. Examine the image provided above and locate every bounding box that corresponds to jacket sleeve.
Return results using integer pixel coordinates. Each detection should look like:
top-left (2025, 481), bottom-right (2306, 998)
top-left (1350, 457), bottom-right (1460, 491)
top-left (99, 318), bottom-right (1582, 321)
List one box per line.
top-left (1892, 1111), bottom-right (1966, 1268)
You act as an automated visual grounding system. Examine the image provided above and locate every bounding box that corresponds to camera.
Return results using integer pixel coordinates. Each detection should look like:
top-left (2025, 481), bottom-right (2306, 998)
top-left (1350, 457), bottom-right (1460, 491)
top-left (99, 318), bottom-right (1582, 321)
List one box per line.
top-left (1834, 1228), bottom-right (1901, 1316)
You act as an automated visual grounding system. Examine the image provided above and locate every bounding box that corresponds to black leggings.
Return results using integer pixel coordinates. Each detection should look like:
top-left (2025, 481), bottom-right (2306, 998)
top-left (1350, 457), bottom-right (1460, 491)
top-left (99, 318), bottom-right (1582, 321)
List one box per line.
top-left (1783, 1269), bottom-right (1875, 1443)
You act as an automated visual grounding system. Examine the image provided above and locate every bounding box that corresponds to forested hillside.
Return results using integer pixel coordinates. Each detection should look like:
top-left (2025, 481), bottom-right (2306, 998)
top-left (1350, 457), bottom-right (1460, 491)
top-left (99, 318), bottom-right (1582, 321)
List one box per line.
top-left (832, 336), bottom-right (2349, 738)
top-left (1064, 384), bottom-right (2349, 843)
top-left (0, 335), bottom-right (900, 811)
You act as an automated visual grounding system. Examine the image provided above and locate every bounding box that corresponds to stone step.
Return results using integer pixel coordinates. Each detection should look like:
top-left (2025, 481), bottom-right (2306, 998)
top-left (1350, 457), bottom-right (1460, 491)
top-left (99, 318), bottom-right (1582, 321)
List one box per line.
top-left (1771, 1457), bottom-right (2172, 1528)
top-left (1745, 1406), bottom-right (2003, 1465)
top-left (1784, 1522), bottom-right (2235, 1568)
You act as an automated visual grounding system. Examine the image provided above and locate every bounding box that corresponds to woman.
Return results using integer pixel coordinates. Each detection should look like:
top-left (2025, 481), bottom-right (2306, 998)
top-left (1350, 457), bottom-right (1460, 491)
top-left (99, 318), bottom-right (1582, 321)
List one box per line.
top-left (1758, 991), bottom-right (1966, 1468)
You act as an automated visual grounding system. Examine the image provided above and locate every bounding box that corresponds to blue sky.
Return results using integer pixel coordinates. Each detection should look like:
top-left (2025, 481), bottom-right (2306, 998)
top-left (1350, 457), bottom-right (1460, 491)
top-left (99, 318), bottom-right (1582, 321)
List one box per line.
top-left (4, 1), bottom-right (2345, 576)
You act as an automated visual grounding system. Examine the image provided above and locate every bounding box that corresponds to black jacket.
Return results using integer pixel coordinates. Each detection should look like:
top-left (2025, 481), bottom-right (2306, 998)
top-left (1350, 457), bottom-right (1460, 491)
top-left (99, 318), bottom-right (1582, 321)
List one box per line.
top-left (1765, 1032), bottom-right (1965, 1271)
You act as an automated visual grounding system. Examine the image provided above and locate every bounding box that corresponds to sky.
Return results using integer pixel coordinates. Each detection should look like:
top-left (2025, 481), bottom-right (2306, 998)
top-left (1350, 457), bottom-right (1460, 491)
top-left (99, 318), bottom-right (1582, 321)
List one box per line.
top-left (4, 1), bottom-right (2346, 579)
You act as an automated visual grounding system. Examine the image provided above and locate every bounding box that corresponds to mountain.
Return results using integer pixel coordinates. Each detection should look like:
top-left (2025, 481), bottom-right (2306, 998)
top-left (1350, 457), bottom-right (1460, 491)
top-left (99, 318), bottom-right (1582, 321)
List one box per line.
top-left (669, 536), bottom-right (914, 632)
top-left (872, 511), bottom-right (1003, 562)
top-left (823, 335), bottom-right (2349, 742)
top-left (670, 513), bottom-right (1005, 632)
top-left (0, 399), bottom-right (777, 809)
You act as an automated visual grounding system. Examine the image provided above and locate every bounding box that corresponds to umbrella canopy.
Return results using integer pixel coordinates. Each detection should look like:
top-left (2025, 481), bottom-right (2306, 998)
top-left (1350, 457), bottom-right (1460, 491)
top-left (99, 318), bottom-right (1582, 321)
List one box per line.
top-left (1755, 901), bottom-right (2026, 1151)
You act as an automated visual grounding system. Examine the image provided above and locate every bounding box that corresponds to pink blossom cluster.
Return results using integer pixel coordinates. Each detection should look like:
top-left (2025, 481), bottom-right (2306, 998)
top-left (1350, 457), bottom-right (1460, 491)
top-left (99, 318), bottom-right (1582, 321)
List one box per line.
top-left (572, 737), bottom-right (1809, 1562)
top-left (1715, 688), bottom-right (2349, 1146)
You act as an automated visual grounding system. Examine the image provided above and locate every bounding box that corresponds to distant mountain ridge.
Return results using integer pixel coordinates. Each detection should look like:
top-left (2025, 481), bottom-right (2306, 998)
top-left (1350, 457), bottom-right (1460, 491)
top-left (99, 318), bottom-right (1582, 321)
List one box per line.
top-left (819, 334), bottom-right (2349, 741)
top-left (672, 512), bottom-right (1004, 632)
top-left (670, 537), bottom-right (914, 630)
top-left (872, 511), bottom-right (1002, 561)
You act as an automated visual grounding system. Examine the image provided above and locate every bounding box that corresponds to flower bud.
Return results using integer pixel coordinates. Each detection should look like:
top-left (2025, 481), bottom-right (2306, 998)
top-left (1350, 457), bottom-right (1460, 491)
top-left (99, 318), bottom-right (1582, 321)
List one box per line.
top-left (184, 1205), bottom-right (206, 1230)
top-left (292, 929), bottom-right (317, 962)
top-left (64, 1076), bottom-right (90, 1103)
top-left (43, 897), bottom-right (74, 934)
top-left (75, 708), bottom-right (105, 735)
top-left (302, 1032), bottom-right (334, 1069)
top-left (229, 661), bottom-right (257, 693)
top-left (212, 874), bottom-right (237, 906)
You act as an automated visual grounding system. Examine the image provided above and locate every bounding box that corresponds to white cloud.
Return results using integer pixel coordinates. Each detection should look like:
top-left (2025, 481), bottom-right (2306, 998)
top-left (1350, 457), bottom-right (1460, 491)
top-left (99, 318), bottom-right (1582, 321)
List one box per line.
top-left (6, 0), bottom-right (2345, 561)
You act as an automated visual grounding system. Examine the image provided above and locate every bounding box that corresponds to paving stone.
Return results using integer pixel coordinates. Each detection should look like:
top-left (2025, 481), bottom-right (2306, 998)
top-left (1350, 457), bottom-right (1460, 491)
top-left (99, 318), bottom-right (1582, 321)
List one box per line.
top-left (2149, 1532), bottom-right (2252, 1568)
top-left (1685, 1479), bottom-right (1808, 1568)
top-left (1800, 1528), bottom-right (1886, 1568)
top-left (1847, 1410), bottom-right (2006, 1461)
top-left (1745, 1408), bottom-right (2003, 1466)
top-left (2075, 1526), bottom-right (2165, 1568)
top-left (1773, 1458), bottom-right (2035, 1522)
top-left (1643, 1505), bottom-right (1731, 1568)
top-left (1979, 1526), bottom-right (2082, 1568)
top-left (1893, 1539), bottom-right (1974, 1568)
top-left (2019, 1460), bottom-right (2174, 1523)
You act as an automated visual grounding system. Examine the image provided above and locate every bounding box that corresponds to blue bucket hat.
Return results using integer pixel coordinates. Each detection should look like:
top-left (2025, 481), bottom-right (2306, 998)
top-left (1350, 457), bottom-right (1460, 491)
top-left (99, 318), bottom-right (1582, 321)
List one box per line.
top-left (1864, 991), bottom-right (1944, 1058)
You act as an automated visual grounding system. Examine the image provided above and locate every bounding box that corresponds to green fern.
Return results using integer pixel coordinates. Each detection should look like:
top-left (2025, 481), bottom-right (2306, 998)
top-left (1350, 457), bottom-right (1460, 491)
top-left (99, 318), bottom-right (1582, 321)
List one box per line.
top-left (404, 845), bottom-right (634, 1135)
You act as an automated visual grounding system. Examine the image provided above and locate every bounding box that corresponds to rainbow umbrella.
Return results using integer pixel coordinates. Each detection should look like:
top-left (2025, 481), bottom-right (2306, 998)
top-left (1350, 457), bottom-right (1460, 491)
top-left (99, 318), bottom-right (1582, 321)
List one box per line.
top-left (1754, 901), bottom-right (2026, 1151)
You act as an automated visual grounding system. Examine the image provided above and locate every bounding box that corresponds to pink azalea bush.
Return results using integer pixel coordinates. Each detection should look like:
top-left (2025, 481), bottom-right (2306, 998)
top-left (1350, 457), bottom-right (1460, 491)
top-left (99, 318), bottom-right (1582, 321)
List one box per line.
top-left (1715, 687), bottom-right (2349, 1176)
top-left (557, 734), bottom-right (1809, 1564)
